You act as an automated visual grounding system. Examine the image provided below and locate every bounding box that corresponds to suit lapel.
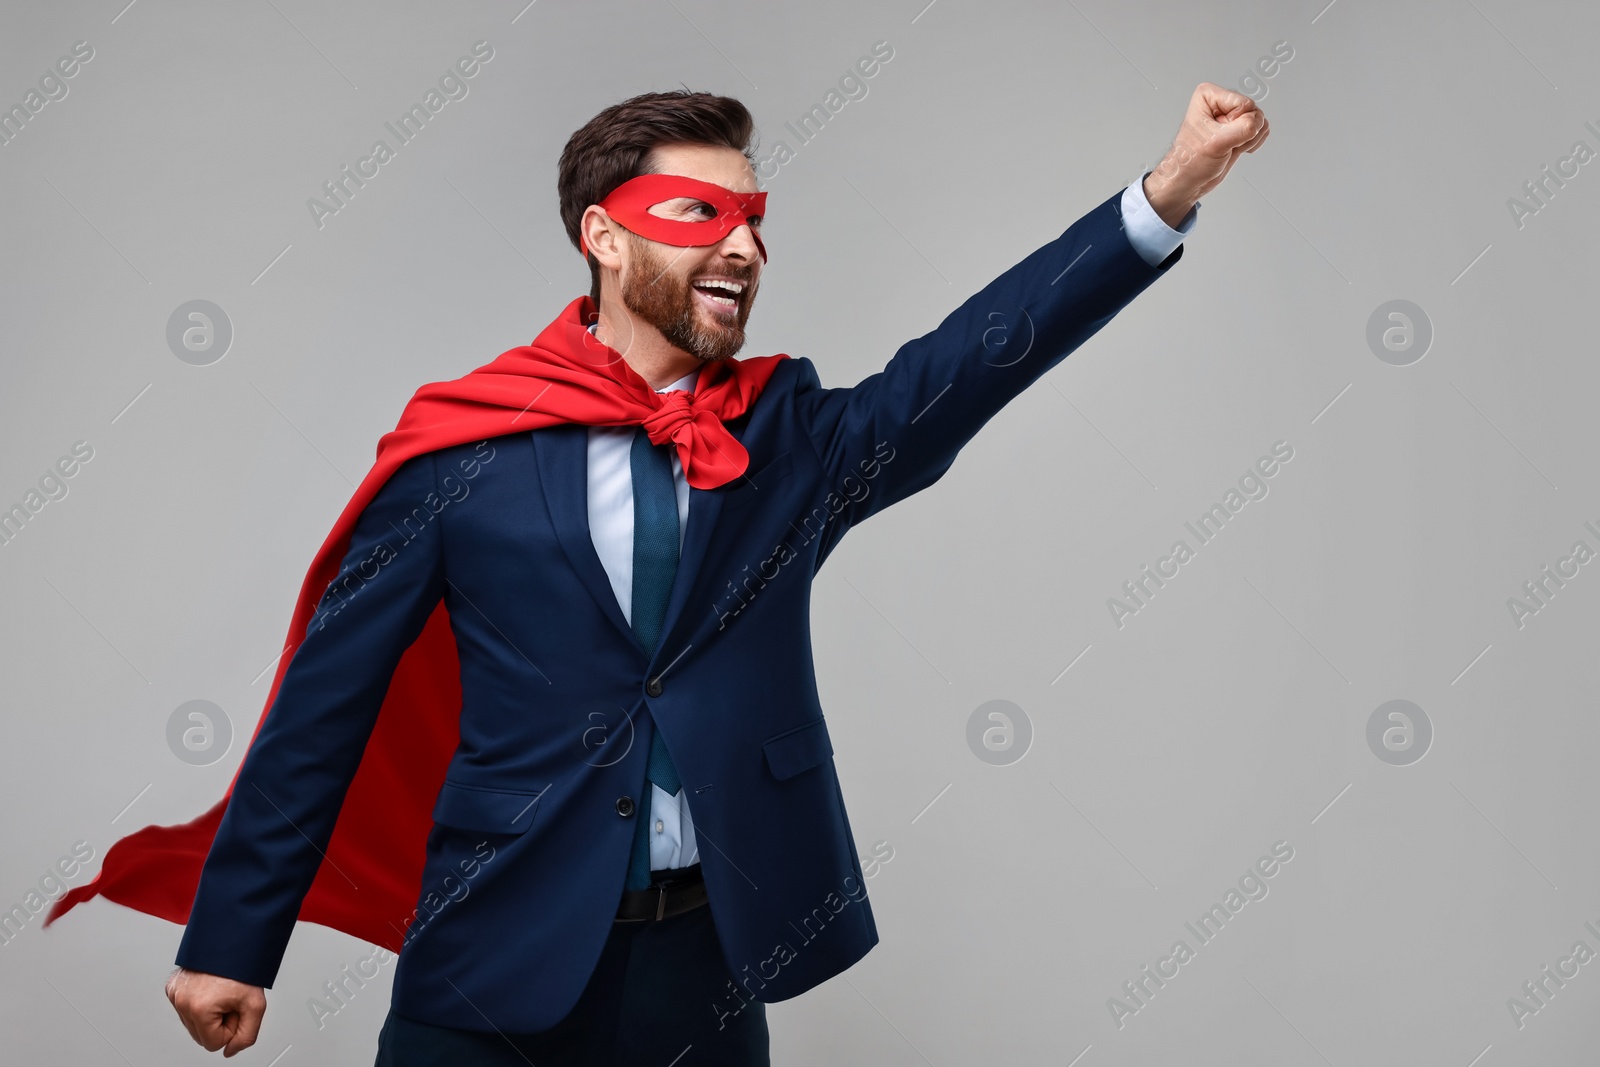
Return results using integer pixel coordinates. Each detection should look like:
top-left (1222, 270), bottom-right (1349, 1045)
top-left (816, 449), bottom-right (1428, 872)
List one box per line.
top-left (531, 424), bottom-right (643, 655)
top-left (530, 418), bottom-right (743, 668)
top-left (657, 428), bottom-right (734, 660)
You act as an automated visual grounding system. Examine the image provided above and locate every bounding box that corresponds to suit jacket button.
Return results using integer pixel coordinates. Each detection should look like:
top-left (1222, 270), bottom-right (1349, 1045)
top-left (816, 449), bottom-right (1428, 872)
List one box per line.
top-left (646, 677), bottom-right (664, 697)
top-left (615, 796), bottom-right (635, 817)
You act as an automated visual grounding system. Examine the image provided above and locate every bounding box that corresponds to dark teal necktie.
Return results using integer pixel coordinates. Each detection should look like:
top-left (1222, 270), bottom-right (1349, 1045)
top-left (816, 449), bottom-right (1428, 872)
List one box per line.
top-left (624, 425), bottom-right (683, 891)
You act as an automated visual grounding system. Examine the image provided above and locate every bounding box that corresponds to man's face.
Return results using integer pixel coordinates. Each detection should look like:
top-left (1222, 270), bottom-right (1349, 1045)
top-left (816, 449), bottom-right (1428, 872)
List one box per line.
top-left (614, 144), bottom-right (764, 364)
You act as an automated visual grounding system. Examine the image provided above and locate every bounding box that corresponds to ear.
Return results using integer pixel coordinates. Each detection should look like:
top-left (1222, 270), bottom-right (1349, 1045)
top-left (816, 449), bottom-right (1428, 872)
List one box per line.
top-left (581, 206), bottom-right (624, 272)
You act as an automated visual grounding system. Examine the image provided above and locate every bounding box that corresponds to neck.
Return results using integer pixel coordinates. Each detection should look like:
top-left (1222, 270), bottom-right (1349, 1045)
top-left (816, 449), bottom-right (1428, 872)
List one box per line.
top-left (592, 292), bottom-right (702, 391)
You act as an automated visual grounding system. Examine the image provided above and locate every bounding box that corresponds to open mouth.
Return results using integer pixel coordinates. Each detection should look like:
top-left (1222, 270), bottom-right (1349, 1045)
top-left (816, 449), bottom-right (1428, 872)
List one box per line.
top-left (690, 278), bottom-right (745, 316)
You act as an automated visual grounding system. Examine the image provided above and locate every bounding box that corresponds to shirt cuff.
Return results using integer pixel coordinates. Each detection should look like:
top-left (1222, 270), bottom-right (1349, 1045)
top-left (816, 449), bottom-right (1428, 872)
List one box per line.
top-left (1120, 170), bottom-right (1197, 267)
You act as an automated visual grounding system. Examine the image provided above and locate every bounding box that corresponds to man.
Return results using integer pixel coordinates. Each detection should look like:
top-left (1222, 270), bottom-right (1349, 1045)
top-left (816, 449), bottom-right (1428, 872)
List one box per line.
top-left (146, 84), bottom-right (1266, 1064)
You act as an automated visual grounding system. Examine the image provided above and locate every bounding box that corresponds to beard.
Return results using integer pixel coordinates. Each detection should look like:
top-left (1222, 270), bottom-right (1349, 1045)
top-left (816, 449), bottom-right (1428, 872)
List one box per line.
top-left (619, 235), bottom-right (758, 364)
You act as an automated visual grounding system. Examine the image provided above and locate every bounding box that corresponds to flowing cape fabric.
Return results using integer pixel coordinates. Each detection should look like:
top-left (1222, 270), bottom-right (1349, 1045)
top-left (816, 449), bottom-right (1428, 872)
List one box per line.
top-left (47, 295), bottom-right (788, 952)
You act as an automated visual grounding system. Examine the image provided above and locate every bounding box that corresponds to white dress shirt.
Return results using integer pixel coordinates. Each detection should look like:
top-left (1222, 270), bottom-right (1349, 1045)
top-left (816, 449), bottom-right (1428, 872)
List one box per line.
top-left (583, 171), bottom-right (1195, 873)
top-left (587, 350), bottom-right (703, 872)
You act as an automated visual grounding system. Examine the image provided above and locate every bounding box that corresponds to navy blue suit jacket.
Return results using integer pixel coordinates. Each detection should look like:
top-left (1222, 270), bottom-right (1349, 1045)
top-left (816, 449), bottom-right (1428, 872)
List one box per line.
top-left (175, 186), bottom-right (1183, 1033)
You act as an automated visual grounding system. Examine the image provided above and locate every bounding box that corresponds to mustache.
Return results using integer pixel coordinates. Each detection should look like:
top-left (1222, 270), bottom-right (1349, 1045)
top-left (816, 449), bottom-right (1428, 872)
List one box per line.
top-left (688, 265), bottom-right (756, 286)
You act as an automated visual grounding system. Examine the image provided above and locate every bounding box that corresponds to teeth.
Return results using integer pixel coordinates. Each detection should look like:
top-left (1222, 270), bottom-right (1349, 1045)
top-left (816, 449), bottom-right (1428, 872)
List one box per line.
top-left (694, 279), bottom-right (744, 294)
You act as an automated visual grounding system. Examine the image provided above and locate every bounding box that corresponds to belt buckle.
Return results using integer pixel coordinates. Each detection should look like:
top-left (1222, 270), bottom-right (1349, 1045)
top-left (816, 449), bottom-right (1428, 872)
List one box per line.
top-left (654, 884), bottom-right (668, 921)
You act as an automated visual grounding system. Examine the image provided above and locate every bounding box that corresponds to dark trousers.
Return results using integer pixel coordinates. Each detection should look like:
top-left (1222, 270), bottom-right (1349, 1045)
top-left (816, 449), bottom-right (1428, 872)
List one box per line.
top-left (373, 899), bottom-right (769, 1066)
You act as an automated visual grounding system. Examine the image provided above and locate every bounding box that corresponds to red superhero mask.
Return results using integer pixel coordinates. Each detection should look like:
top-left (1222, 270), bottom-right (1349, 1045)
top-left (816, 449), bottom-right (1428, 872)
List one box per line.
top-left (579, 173), bottom-right (768, 262)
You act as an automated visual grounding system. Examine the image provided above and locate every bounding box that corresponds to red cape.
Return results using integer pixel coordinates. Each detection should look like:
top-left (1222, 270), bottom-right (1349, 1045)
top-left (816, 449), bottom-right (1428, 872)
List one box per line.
top-left (47, 296), bottom-right (788, 951)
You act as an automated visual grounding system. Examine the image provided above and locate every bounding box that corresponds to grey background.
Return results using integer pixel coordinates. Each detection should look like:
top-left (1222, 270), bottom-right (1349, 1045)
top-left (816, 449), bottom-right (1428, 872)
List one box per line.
top-left (3, 0), bottom-right (1598, 1063)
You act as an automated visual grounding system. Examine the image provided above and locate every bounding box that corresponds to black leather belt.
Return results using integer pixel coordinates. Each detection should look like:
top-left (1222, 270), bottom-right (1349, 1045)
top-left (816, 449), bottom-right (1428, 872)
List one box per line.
top-left (614, 864), bottom-right (708, 923)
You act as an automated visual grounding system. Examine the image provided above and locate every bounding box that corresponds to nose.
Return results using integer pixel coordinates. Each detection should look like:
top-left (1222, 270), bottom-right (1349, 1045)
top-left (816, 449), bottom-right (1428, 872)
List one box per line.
top-left (718, 221), bottom-right (765, 264)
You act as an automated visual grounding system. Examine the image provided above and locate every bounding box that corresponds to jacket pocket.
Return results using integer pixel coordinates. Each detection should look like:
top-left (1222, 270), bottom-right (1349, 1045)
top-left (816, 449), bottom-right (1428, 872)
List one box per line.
top-left (723, 450), bottom-right (795, 512)
top-left (762, 716), bottom-right (834, 781)
top-left (431, 781), bottom-right (543, 835)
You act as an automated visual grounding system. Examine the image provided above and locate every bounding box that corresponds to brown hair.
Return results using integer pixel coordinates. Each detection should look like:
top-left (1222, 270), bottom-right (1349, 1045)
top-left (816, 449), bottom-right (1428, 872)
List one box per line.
top-left (558, 90), bottom-right (758, 306)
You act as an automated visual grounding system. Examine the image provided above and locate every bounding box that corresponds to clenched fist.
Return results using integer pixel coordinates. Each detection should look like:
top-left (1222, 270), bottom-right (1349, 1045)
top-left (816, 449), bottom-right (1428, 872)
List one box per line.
top-left (1144, 82), bottom-right (1272, 229)
top-left (166, 967), bottom-right (266, 1057)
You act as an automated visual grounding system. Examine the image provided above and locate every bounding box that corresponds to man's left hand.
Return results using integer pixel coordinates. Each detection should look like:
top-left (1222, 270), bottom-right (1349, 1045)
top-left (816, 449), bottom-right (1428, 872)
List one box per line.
top-left (1144, 83), bottom-right (1271, 229)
